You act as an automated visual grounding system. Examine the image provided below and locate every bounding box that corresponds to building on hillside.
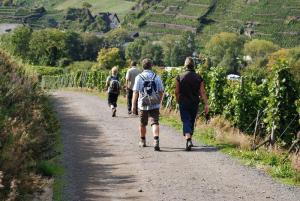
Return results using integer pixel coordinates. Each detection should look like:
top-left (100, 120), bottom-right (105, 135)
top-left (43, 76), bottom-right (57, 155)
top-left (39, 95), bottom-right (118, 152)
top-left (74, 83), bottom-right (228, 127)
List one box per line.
top-left (98, 12), bottom-right (120, 29)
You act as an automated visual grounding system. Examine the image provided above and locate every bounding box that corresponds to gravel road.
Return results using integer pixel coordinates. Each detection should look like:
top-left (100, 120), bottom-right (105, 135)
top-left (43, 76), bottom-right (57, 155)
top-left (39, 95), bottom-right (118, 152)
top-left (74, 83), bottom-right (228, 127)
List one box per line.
top-left (52, 91), bottom-right (300, 201)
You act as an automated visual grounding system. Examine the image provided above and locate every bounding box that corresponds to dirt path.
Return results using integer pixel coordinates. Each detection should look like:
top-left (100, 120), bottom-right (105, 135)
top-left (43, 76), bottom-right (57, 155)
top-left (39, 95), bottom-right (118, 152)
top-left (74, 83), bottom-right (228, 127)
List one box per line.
top-left (52, 91), bottom-right (300, 201)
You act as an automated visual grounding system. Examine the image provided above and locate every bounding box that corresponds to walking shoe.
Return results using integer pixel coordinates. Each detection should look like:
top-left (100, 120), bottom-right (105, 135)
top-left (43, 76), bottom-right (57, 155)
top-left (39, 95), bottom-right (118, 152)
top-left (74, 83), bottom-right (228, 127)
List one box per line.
top-left (154, 139), bottom-right (160, 151)
top-left (128, 110), bottom-right (132, 115)
top-left (139, 139), bottom-right (146, 147)
top-left (186, 140), bottom-right (193, 151)
top-left (112, 108), bottom-right (116, 117)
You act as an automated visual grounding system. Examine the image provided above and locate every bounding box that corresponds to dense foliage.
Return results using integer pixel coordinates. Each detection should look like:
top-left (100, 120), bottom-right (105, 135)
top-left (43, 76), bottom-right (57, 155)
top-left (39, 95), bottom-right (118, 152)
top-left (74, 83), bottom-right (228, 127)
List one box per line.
top-left (160, 59), bottom-right (299, 148)
top-left (0, 27), bottom-right (106, 66)
top-left (0, 50), bottom-right (59, 200)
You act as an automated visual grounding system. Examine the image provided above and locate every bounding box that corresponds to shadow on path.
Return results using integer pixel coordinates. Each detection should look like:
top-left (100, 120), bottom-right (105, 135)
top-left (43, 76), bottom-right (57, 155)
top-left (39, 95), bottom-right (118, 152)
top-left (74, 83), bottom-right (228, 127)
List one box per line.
top-left (52, 95), bottom-right (141, 201)
top-left (157, 145), bottom-right (219, 153)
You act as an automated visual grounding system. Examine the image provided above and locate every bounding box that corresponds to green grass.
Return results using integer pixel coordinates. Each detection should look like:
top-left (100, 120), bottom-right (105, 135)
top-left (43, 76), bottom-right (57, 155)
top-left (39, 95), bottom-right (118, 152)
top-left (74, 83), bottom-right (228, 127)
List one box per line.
top-left (160, 114), bottom-right (300, 187)
top-left (40, 96), bottom-right (65, 201)
top-left (55, 0), bottom-right (136, 19)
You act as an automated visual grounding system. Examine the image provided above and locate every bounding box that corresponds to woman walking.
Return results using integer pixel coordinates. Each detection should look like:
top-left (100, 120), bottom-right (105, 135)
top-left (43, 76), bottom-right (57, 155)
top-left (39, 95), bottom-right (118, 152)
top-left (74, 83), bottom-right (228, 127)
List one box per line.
top-left (175, 57), bottom-right (209, 151)
top-left (106, 66), bottom-right (121, 117)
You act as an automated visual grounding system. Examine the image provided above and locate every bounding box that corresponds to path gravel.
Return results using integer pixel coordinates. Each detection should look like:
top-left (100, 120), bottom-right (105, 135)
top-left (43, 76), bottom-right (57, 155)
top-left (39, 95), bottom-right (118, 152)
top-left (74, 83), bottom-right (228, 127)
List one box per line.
top-left (52, 91), bottom-right (300, 201)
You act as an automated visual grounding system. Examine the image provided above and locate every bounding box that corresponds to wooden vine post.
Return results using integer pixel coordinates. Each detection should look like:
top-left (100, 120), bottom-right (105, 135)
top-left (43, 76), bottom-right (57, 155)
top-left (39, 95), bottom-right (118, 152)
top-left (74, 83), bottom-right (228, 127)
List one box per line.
top-left (270, 122), bottom-right (276, 148)
top-left (253, 110), bottom-right (260, 143)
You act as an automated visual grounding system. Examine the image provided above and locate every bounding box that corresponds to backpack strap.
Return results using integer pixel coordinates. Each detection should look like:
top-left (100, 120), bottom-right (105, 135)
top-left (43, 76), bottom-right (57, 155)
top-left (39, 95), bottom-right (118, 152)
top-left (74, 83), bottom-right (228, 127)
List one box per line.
top-left (150, 73), bottom-right (156, 81)
top-left (139, 74), bottom-right (146, 81)
top-left (139, 73), bottom-right (156, 81)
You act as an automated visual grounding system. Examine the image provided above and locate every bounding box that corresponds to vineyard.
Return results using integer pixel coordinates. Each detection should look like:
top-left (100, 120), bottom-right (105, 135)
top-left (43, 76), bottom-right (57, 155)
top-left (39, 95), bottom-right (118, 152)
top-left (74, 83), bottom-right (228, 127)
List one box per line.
top-left (42, 59), bottom-right (300, 149)
top-left (125, 0), bottom-right (300, 47)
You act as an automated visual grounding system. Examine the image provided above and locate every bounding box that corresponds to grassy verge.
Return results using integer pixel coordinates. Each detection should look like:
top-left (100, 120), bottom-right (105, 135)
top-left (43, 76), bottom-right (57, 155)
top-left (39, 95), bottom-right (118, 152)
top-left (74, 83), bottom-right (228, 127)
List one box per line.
top-left (160, 112), bottom-right (300, 187)
top-left (40, 96), bottom-right (65, 201)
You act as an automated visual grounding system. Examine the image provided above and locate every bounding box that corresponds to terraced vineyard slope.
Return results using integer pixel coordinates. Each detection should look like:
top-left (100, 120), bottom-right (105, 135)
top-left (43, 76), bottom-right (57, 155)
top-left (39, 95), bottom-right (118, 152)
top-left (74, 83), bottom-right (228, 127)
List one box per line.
top-left (125, 0), bottom-right (300, 47)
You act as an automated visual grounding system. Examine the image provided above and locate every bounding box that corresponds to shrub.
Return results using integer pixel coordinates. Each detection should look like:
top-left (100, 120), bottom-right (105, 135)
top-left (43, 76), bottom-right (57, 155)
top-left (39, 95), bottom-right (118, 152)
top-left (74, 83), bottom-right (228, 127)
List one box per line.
top-left (96, 48), bottom-right (124, 70)
top-left (205, 32), bottom-right (244, 73)
top-left (244, 39), bottom-right (279, 67)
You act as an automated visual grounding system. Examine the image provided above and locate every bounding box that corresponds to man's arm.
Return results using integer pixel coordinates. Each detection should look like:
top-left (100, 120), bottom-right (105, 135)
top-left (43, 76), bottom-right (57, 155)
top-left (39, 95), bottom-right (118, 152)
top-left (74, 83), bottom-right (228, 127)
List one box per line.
top-left (175, 79), bottom-right (180, 103)
top-left (131, 91), bottom-right (139, 114)
top-left (125, 70), bottom-right (130, 90)
top-left (199, 82), bottom-right (209, 114)
top-left (159, 91), bottom-right (164, 104)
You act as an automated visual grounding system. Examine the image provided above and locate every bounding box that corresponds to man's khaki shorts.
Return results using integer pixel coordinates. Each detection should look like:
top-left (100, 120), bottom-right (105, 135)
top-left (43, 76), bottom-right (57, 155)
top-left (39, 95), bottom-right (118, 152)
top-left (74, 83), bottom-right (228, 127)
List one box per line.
top-left (139, 109), bottom-right (159, 126)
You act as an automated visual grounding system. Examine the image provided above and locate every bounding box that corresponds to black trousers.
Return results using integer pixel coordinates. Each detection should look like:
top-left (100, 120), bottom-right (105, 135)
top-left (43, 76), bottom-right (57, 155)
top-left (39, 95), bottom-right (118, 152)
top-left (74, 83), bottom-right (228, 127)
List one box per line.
top-left (127, 89), bottom-right (138, 114)
top-left (108, 93), bottom-right (118, 108)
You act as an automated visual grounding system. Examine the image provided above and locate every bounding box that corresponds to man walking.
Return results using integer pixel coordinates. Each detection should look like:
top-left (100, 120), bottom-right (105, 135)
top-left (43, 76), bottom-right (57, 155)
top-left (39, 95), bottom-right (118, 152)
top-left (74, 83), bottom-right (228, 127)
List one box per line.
top-left (175, 57), bottom-right (209, 151)
top-left (126, 61), bottom-right (140, 115)
top-left (132, 59), bottom-right (164, 151)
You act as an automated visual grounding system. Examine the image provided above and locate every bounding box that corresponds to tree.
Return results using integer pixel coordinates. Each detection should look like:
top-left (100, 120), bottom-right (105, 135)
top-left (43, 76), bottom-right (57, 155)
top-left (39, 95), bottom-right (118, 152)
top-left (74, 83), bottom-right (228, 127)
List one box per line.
top-left (268, 47), bottom-right (300, 88)
top-left (161, 34), bottom-right (178, 66)
top-left (170, 43), bottom-right (185, 67)
top-left (244, 39), bottom-right (279, 67)
top-left (3, 0), bottom-right (11, 6)
top-left (29, 29), bottom-right (67, 66)
top-left (125, 39), bottom-right (146, 62)
top-left (65, 31), bottom-right (82, 61)
top-left (105, 28), bottom-right (131, 48)
top-left (87, 15), bottom-right (108, 32)
top-left (81, 33), bottom-right (104, 61)
top-left (141, 43), bottom-right (164, 66)
top-left (82, 1), bottom-right (92, 9)
top-left (205, 32), bottom-right (244, 73)
top-left (163, 32), bottom-right (197, 67)
top-left (9, 26), bottom-right (32, 60)
top-left (96, 48), bottom-right (124, 69)
top-left (179, 31), bottom-right (196, 58)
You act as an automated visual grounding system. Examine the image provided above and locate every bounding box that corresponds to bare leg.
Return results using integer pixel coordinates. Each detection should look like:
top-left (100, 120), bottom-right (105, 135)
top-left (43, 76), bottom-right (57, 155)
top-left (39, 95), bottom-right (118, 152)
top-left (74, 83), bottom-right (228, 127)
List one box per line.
top-left (152, 124), bottom-right (159, 137)
top-left (185, 133), bottom-right (193, 151)
top-left (152, 124), bottom-right (160, 151)
top-left (140, 125), bottom-right (146, 138)
top-left (185, 133), bottom-right (192, 140)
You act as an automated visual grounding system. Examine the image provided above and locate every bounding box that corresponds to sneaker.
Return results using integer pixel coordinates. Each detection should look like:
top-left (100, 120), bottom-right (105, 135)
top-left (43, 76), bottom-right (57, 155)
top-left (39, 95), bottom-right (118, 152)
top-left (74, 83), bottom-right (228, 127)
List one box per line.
top-left (186, 140), bottom-right (192, 151)
top-left (139, 139), bottom-right (146, 147)
top-left (154, 139), bottom-right (160, 151)
top-left (112, 108), bottom-right (116, 117)
top-left (128, 111), bottom-right (132, 115)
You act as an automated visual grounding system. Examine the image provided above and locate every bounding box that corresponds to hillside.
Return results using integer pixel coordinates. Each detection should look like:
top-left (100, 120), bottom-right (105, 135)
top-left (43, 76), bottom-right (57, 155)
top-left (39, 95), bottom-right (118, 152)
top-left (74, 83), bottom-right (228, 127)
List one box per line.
top-left (125, 0), bottom-right (300, 47)
top-left (56, 0), bottom-right (136, 19)
top-left (0, 0), bottom-right (136, 25)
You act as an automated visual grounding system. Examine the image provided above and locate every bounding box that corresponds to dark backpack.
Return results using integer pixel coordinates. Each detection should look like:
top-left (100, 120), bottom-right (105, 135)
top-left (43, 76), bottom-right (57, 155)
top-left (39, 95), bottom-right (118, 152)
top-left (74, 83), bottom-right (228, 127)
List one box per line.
top-left (140, 73), bottom-right (160, 106)
top-left (109, 76), bottom-right (120, 94)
